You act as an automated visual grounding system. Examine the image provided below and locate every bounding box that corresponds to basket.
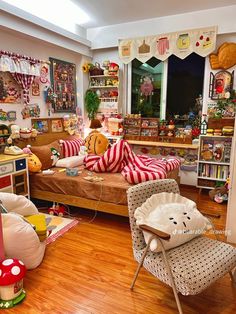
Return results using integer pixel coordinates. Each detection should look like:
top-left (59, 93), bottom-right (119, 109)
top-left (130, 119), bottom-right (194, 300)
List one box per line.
top-left (89, 62), bottom-right (104, 76)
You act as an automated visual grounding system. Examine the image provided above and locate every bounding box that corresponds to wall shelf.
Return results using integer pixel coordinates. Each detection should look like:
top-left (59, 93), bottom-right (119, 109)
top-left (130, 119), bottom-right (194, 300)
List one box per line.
top-left (89, 72), bottom-right (120, 114)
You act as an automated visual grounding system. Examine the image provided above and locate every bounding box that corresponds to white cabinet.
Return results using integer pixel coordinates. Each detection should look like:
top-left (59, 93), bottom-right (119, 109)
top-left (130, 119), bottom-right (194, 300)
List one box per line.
top-left (89, 73), bottom-right (119, 114)
top-left (0, 154), bottom-right (29, 197)
top-left (197, 135), bottom-right (232, 189)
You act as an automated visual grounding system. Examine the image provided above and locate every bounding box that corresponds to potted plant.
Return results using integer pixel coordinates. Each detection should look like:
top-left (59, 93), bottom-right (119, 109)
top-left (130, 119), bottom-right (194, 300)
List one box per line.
top-left (84, 90), bottom-right (102, 129)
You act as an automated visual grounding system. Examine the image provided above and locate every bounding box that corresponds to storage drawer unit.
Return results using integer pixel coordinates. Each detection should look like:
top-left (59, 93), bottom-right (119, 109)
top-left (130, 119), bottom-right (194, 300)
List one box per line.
top-left (0, 162), bottom-right (14, 175)
top-left (0, 154), bottom-right (29, 197)
top-left (15, 159), bottom-right (26, 171)
top-left (0, 175), bottom-right (11, 189)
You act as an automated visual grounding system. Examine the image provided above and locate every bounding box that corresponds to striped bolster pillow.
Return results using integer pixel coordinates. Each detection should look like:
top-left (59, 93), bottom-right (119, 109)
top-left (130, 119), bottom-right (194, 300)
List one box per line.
top-left (61, 138), bottom-right (84, 157)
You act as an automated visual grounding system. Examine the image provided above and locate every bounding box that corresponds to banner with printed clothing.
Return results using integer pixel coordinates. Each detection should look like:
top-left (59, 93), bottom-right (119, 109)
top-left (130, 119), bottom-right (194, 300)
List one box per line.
top-left (119, 26), bottom-right (217, 64)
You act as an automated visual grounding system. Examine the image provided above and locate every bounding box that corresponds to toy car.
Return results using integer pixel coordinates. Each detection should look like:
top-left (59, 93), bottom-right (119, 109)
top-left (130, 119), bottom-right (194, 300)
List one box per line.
top-left (48, 204), bottom-right (66, 216)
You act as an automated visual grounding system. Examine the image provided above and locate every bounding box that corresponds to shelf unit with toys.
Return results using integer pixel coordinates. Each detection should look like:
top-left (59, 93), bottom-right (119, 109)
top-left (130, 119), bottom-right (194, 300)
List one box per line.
top-left (89, 73), bottom-right (120, 114)
top-left (124, 115), bottom-right (159, 141)
top-left (0, 125), bottom-right (10, 153)
top-left (197, 135), bottom-right (232, 190)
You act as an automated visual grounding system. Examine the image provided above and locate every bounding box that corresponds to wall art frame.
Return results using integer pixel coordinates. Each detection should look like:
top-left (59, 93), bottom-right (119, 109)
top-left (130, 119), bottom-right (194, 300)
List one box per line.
top-left (209, 70), bottom-right (234, 100)
top-left (49, 57), bottom-right (77, 113)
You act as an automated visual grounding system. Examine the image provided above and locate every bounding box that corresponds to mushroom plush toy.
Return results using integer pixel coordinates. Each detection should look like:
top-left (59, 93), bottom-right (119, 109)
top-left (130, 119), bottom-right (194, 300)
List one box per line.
top-left (0, 258), bottom-right (26, 308)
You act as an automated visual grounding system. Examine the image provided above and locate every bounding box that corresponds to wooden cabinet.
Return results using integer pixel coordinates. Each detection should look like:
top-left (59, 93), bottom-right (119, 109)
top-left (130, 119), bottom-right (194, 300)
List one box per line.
top-left (124, 117), bottom-right (159, 141)
top-left (197, 135), bottom-right (232, 189)
top-left (0, 154), bottom-right (29, 197)
top-left (89, 73), bottom-right (120, 114)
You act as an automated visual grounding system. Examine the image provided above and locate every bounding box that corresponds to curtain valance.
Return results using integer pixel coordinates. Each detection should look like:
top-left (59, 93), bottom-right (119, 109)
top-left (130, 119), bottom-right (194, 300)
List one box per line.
top-left (0, 50), bottom-right (42, 76)
top-left (119, 26), bottom-right (217, 64)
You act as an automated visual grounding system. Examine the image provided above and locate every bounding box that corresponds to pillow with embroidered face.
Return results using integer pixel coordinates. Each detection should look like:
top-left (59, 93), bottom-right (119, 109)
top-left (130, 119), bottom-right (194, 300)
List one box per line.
top-left (30, 141), bottom-right (61, 170)
top-left (134, 192), bottom-right (209, 252)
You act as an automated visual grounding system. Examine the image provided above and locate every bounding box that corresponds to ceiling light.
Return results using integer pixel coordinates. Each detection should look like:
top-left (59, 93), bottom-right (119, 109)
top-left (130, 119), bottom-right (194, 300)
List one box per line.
top-left (3, 0), bottom-right (90, 33)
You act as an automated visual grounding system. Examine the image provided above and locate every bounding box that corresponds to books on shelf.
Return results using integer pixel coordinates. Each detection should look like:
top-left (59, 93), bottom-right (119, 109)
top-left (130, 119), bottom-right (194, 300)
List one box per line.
top-left (198, 163), bottom-right (229, 180)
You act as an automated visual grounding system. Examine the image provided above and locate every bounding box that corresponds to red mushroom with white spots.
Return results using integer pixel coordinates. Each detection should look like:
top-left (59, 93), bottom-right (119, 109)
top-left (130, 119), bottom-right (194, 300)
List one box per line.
top-left (0, 258), bottom-right (26, 301)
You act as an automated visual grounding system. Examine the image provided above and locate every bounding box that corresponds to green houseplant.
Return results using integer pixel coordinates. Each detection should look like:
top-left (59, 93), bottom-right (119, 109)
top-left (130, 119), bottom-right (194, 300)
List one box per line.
top-left (84, 89), bottom-right (101, 128)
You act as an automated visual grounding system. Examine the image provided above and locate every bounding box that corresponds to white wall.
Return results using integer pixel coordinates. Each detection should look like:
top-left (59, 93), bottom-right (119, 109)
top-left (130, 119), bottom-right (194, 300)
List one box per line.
top-left (226, 121), bottom-right (236, 243)
top-left (0, 28), bottom-right (90, 129)
top-left (202, 33), bottom-right (236, 115)
top-left (87, 5), bottom-right (236, 49)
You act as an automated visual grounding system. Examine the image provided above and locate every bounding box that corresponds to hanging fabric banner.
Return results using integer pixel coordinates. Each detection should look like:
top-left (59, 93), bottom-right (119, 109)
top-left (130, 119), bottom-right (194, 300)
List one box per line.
top-left (0, 50), bottom-right (43, 76)
top-left (119, 26), bottom-right (217, 64)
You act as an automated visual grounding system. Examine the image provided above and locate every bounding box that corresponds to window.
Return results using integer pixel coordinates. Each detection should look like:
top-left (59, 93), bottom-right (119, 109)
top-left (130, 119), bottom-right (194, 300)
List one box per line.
top-left (166, 53), bottom-right (205, 125)
top-left (131, 53), bottom-right (205, 122)
top-left (131, 58), bottom-right (163, 117)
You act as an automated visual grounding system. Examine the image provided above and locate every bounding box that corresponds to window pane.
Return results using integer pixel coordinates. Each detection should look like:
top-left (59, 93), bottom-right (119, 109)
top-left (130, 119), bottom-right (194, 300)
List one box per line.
top-left (131, 57), bottom-right (163, 117)
top-left (166, 53), bottom-right (205, 126)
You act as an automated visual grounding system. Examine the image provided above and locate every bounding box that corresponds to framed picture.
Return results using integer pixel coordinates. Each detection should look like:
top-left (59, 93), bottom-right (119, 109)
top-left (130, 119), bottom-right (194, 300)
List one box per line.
top-left (32, 79), bottom-right (40, 96)
top-left (49, 57), bottom-right (77, 113)
top-left (51, 118), bottom-right (64, 132)
top-left (0, 72), bottom-right (21, 103)
top-left (209, 70), bottom-right (234, 100)
top-left (31, 118), bottom-right (49, 133)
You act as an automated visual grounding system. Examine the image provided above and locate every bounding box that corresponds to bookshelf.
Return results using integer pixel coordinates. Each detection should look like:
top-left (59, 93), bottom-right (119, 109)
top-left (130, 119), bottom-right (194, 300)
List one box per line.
top-left (197, 135), bottom-right (232, 189)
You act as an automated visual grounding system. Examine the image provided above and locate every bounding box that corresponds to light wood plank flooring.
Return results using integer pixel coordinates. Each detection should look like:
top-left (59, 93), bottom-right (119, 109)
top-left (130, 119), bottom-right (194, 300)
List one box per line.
top-left (7, 186), bottom-right (236, 314)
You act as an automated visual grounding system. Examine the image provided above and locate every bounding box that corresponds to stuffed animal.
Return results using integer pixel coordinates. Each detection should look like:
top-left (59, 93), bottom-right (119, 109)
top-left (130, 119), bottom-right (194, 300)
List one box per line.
top-left (50, 147), bottom-right (60, 166)
top-left (84, 130), bottom-right (110, 155)
top-left (28, 153), bottom-right (42, 173)
top-left (108, 62), bottom-right (119, 75)
top-left (23, 145), bottom-right (42, 172)
top-left (209, 186), bottom-right (228, 203)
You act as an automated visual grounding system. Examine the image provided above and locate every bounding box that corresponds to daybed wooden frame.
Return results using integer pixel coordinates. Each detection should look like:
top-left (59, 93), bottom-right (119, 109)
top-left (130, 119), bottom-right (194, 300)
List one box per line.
top-left (31, 189), bottom-right (129, 216)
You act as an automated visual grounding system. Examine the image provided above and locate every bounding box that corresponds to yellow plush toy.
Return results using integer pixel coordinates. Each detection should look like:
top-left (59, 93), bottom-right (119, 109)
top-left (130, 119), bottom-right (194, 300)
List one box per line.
top-left (23, 145), bottom-right (42, 172)
top-left (28, 153), bottom-right (42, 173)
top-left (84, 130), bottom-right (109, 155)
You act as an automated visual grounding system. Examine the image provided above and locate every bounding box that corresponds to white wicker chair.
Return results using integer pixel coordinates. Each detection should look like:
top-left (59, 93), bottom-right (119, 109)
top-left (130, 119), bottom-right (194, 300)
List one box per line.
top-left (127, 179), bottom-right (236, 314)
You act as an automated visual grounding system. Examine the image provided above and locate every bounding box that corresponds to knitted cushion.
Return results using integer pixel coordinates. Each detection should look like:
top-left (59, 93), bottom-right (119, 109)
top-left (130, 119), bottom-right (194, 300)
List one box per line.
top-left (61, 138), bottom-right (84, 158)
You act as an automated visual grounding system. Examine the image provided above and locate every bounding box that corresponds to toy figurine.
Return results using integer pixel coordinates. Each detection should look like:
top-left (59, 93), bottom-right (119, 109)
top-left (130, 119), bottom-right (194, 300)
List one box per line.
top-left (0, 258), bottom-right (26, 309)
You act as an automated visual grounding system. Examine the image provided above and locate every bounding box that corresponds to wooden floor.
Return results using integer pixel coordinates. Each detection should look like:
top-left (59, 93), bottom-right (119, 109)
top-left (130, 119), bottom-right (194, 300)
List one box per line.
top-left (8, 186), bottom-right (236, 314)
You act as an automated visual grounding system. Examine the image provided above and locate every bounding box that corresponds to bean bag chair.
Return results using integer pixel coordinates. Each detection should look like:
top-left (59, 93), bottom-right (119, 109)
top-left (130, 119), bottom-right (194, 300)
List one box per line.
top-left (0, 193), bottom-right (46, 269)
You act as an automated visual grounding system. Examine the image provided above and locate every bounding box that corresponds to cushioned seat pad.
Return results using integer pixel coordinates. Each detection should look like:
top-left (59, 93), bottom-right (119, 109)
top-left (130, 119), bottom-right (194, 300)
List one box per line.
top-left (134, 236), bottom-right (236, 295)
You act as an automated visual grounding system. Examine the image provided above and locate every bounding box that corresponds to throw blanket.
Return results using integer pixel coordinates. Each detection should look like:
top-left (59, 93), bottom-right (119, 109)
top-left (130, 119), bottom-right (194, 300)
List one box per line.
top-left (84, 140), bottom-right (180, 184)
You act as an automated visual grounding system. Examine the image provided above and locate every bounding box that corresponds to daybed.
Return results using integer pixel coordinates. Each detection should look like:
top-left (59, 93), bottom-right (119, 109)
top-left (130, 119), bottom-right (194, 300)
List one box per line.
top-left (28, 136), bottom-right (180, 217)
top-left (30, 166), bottom-right (179, 217)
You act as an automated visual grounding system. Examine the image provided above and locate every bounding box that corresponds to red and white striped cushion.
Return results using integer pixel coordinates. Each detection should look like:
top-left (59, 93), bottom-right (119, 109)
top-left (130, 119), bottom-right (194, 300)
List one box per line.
top-left (84, 140), bottom-right (180, 184)
top-left (61, 138), bottom-right (84, 158)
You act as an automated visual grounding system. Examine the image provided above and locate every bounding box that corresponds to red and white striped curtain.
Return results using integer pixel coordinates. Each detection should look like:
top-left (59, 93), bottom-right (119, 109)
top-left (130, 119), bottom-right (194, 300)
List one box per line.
top-left (11, 73), bottom-right (35, 105)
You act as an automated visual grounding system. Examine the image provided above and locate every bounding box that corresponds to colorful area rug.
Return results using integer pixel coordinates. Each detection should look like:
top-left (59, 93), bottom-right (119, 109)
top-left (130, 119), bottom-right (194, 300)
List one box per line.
top-left (41, 213), bottom-right (78, 245)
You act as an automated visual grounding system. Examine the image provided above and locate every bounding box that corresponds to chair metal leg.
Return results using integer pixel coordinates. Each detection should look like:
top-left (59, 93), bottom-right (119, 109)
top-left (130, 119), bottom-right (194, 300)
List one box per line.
top-left (229, 270), bottom-right (236, 284)
top-left (130, 236), bottom-right (154, 290)
top-left (131, 236), bottom-right (183, 314)
top-left (159, 240), bottom-right (183, 314)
